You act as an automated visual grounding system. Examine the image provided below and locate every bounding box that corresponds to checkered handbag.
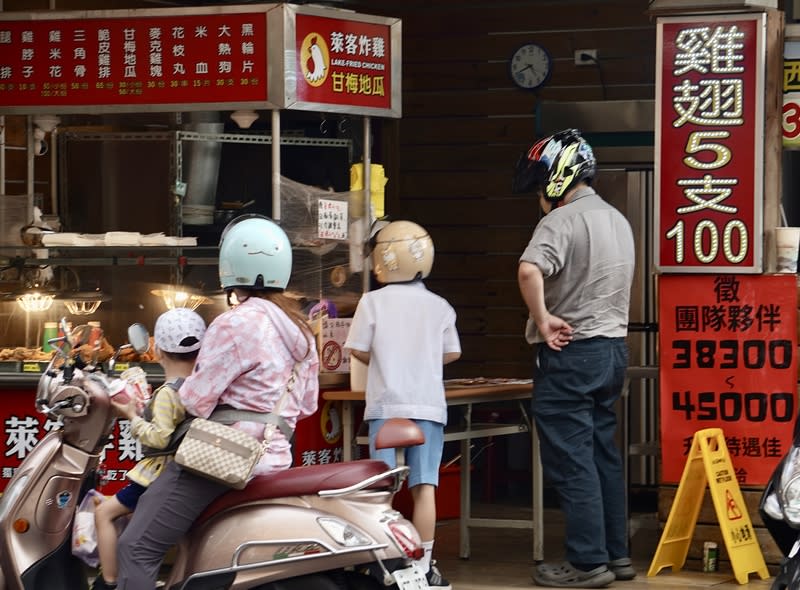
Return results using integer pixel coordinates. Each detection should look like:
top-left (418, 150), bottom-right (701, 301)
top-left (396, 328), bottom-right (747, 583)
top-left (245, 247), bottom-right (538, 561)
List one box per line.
top-left (174, 418), bottom-right (265, 490)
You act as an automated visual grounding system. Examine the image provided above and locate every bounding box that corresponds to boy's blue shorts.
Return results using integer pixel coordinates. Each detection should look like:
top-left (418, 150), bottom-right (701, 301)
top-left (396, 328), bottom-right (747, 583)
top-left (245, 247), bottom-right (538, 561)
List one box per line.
top-left (115, 481), bottom-right (148, 511)
top-left (367, 418), bottom-right (444, 488)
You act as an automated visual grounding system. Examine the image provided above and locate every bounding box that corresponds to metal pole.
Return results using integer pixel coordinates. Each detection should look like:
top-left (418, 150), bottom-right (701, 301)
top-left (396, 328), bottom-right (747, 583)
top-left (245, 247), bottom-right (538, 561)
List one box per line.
top-left (50, 128), bottom-right (58, 215)
top-left (26, 116), bottom-right (34, 197)
top-left (272, 110), bottom-right (280, 221)
top-left (0, 116), bottom-right (5, 195)
top-left (361, 116), bottom-right (371, 294)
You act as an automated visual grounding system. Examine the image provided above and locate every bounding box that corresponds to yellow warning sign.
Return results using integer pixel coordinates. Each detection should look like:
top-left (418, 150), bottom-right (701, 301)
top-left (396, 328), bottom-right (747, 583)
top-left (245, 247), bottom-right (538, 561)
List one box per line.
top-left (647, 428), bottom-right (769, 584)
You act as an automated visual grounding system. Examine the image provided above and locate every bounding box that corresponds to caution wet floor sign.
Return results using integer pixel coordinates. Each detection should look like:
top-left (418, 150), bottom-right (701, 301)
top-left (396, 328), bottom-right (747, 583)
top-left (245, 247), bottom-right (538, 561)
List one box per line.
top-left (648, 428), bottom-right (769, 584)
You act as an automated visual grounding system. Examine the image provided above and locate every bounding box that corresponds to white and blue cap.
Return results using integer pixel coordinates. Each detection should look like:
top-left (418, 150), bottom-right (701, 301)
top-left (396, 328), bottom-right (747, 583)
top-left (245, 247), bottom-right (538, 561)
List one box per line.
top-left (154, 308), bottom-right (206, 353)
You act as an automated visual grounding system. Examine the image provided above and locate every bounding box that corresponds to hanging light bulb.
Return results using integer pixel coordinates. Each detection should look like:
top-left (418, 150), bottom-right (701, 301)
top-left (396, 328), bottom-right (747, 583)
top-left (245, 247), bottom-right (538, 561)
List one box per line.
top-left (16, 291), bottom-right (55, 312)
top-left (61, 291), bottom-right (108, 316)
top-left (151, 288), bottom-right (211, 311)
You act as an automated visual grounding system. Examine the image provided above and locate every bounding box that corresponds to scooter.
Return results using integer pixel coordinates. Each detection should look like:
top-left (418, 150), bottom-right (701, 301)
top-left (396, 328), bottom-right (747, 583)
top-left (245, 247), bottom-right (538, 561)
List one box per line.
top-left (760, 422), bottom-right (800, 590)
top-left (0, 320), bottom-right (429, 590)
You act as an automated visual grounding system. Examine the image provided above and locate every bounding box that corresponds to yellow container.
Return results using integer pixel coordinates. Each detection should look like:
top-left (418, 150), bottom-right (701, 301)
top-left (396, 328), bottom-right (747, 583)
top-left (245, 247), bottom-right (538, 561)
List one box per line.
top-left (350, 163), bottom-right (387, 218)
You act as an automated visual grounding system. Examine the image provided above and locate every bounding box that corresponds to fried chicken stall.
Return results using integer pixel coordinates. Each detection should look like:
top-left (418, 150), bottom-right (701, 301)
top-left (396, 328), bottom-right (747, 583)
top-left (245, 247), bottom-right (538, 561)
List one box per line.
top-left (0, 2), bottom-right (401, 491)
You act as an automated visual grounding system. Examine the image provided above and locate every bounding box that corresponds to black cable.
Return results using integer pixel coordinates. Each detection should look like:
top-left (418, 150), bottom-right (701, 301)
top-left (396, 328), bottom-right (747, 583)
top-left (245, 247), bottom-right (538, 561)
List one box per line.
top-left (580, 53), bottom-right (607, 101)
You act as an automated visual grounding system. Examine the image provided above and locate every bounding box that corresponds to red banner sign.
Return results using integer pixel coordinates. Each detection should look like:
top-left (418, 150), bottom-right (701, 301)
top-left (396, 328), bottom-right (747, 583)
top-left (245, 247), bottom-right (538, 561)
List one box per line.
top-left (0, 386), bottom-right (343, 495)
top-left (658, 274), bottom-right (796, 485)
top-left (655, 14), bottom-right (765, 273)
top-left (0, 7), bottom-right (272, 113)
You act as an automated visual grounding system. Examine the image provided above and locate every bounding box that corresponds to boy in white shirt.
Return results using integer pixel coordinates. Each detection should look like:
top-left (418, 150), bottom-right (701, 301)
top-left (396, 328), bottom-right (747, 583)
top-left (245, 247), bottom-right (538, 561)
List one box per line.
top-left (345, 220), bottom-right (461, 589)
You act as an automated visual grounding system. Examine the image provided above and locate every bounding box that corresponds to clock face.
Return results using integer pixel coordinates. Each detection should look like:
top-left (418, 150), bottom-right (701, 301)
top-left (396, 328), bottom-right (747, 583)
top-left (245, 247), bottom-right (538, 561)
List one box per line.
top-left (510, 43), bottom-right (552, 90)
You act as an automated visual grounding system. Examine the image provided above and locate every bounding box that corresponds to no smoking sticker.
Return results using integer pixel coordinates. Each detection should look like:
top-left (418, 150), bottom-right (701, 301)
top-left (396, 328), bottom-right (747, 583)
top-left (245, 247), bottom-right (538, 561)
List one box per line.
top-left (321, 341), bottom-right (342, 371)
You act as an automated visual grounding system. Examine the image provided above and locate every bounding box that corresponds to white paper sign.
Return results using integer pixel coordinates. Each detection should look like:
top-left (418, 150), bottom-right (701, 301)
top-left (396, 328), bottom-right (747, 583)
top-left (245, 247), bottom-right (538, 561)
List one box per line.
top-left (318, 199), bottom-right (348, 240)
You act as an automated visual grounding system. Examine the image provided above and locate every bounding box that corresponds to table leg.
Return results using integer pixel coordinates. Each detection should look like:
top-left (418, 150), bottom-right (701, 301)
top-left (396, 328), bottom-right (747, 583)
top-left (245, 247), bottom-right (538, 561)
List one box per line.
top-left (532, 420), bottom-right (543, 562)
top-left (459, 403), bottom-right (472, 559)
top-left (341, 400), bottom-right (354, 462)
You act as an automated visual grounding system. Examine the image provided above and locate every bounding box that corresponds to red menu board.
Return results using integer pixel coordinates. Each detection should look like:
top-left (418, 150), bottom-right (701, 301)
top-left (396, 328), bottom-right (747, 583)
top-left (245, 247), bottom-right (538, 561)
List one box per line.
top-left (286, 5), bottom-right (401, 118)
top-left (658, 274), bottom-right (796, 485)
top-left (0, 6), bottom-right (274, 113)
top-left (655, 14), bottom-right (765, 273)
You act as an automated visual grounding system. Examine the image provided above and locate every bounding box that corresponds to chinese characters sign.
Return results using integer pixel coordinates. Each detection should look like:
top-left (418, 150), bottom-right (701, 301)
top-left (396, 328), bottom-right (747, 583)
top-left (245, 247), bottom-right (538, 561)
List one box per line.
top-left (784, 40), bottom-right (800, 148)
top-left (655, 14), bottom-right (765, 273)
top-left (658, 274), bottom-right (796, 484)
top-left (0, 387), bottom-right (343, 494)
top-left (318, 198), bottom-right (348, 240)
top-left (287, 4), bottom-right (401, 118)
top-left (0, 6), bottom-right (274, 113)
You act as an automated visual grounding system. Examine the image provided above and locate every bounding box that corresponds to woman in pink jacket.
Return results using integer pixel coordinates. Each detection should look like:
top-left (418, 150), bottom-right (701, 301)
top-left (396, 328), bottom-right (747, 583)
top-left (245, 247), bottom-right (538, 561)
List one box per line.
top-left (115, 215), bottom-right (320, 590)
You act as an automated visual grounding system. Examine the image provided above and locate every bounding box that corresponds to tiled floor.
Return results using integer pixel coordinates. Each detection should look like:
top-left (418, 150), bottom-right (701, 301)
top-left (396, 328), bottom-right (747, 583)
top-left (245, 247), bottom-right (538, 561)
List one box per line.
top-left (432, 506), bottom-right (776, 590)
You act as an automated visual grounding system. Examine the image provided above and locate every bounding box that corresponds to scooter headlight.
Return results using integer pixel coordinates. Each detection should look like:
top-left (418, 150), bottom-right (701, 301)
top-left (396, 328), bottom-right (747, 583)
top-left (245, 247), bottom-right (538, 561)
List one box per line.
top-left (781, 446), bottom-right (800, 526)
top-left (784, 477), bottom-right (800, 526)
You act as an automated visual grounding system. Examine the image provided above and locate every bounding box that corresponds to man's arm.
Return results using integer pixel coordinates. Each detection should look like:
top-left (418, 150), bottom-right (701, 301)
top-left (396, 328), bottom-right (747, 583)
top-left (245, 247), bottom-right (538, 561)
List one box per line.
top-left (517, 261), bottom-right (573, 351)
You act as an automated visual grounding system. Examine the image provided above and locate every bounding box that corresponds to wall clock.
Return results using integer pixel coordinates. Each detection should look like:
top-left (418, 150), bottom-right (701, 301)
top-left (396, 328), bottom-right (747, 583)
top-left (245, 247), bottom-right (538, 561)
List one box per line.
top-left (510, 43), bottom-right (552, 90)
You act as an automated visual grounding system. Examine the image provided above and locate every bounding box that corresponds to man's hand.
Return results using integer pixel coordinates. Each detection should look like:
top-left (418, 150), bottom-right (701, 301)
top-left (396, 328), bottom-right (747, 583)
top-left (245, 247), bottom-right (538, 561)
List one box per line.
top-left (537, 313), bottom-right (573, 351)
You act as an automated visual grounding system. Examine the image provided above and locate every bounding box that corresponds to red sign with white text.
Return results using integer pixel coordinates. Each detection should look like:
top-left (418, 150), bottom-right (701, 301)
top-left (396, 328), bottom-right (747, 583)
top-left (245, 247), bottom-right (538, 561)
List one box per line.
top-left (0, 388), bottom-right (137, 494)
top-left (656, 14), bottom-right (765, 272)
top-left (658, 274), bottom-right (796, 484)
top-left (0, 9), bottom-right (271, 112)
top-left (292, 11), bottom-right (395, 113)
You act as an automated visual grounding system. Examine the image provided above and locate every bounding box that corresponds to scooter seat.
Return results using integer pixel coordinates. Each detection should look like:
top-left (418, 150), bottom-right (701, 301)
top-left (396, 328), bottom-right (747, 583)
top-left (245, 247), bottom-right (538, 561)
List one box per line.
top-left (197, 459), bottom-right (394, 525)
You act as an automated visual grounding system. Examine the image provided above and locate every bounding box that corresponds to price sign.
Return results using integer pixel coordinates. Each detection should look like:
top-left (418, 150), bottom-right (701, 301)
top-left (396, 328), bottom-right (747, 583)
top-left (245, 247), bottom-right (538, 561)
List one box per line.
top-left (655, 14), bottom-right (765, 273)
top-left (658, 274), bottom-right (797, 484)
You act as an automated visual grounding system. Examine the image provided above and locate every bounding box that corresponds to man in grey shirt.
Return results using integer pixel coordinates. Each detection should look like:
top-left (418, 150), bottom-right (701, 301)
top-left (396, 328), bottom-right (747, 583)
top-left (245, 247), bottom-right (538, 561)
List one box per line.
top-left (514, 129), bottom-right (636, 588)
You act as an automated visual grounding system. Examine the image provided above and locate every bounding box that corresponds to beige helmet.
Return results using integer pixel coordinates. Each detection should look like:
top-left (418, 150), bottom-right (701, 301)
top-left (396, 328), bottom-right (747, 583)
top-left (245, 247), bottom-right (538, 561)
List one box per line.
top-left (371, 220), bottom-right (434, 283)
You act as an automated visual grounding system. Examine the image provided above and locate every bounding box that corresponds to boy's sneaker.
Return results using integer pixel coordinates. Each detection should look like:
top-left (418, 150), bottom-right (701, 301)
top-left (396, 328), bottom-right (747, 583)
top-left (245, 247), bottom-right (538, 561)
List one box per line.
top-left (90, 577), bottom-right (117, 590)
top-left (426, 561), bottom-right (452, 590)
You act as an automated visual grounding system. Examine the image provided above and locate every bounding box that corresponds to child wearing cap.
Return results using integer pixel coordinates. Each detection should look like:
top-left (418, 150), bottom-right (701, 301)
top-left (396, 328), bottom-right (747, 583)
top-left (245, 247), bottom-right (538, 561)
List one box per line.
top-left (91, 308), bottom-right (207, 590)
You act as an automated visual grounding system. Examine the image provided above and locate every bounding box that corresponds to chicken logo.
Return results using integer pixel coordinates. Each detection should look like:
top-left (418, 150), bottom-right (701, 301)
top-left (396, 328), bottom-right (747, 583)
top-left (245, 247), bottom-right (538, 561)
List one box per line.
top-left (300, 33), bottom-right (330, 87)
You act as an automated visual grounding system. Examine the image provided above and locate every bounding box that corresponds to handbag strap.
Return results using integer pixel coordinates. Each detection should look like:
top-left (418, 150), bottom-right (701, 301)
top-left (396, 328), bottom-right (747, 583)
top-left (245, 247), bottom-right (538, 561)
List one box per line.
top-left (210, 408), bottom-right (292, 440)
top-left (210, 360), bottom-right (301, 445)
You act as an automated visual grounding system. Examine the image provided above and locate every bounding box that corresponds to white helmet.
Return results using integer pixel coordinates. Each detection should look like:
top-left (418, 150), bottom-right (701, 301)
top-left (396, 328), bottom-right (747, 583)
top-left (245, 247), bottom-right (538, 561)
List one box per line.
top-left (154, 308), bottom-right (206, 353)
top-left (371, 220), bottom-right (434, 283)
top-left (218, 214), bottom-right (292, 290)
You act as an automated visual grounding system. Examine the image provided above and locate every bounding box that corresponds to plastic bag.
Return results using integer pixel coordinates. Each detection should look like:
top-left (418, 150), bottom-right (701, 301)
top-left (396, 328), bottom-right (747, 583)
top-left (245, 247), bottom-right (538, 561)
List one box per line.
top-left (71, 489), bottom-right (105, 567)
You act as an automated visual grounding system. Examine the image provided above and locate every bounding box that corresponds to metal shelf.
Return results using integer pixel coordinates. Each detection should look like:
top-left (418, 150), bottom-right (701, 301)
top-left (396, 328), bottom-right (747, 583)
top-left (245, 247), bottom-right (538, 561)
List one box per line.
top-left (0, 246), bottom-right (219, 268)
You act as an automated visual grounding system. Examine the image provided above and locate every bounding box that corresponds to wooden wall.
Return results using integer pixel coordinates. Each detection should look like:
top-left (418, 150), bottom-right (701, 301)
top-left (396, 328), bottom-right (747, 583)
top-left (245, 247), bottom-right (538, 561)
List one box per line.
top-left (346, 0), bottom-right (658, 378)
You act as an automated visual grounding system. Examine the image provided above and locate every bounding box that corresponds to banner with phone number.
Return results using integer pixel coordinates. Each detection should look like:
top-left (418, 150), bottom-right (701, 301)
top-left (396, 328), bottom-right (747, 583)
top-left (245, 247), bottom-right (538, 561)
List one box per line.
top-left (659, 274), bottom-right (797, 484)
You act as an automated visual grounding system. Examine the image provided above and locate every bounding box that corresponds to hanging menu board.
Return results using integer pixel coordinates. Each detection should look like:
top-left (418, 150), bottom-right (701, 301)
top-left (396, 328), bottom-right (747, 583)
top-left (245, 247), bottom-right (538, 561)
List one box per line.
top-left (277, 3), bottom-right (402, 118)
top-left (0, 4), bottom-right (277, 114)
top-left (0, 3), bottom-right (402, 118)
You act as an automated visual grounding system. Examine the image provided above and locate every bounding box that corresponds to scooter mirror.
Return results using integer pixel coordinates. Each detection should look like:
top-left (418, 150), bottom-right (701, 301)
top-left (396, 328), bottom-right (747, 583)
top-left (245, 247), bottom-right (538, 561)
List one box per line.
top-left (127, 323), bottom-right (150, 354)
